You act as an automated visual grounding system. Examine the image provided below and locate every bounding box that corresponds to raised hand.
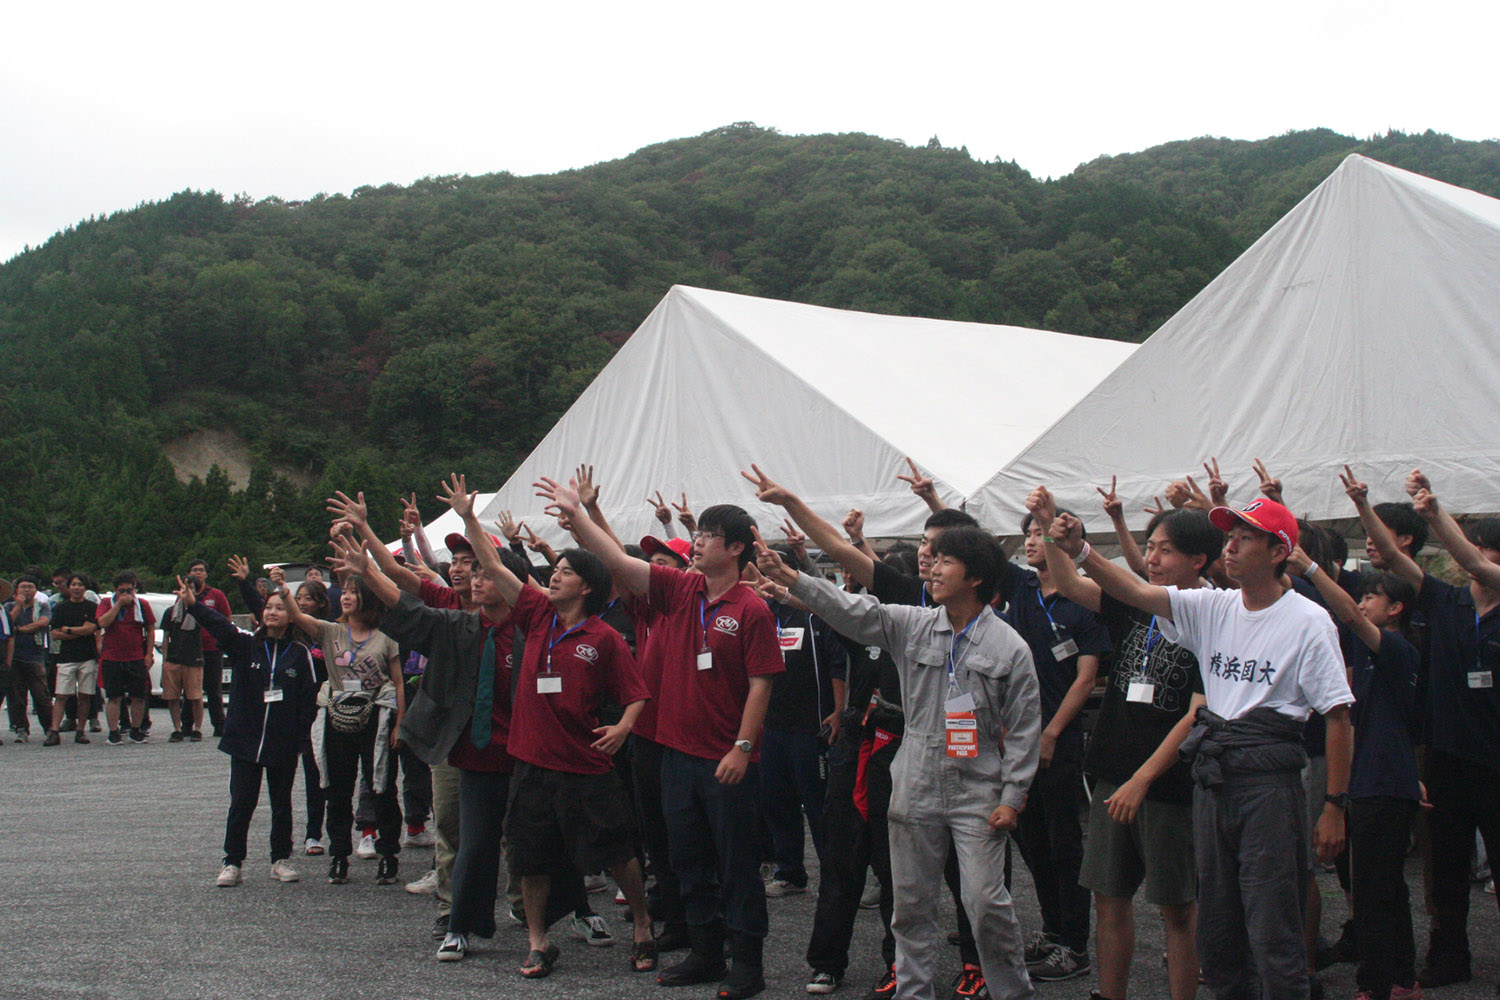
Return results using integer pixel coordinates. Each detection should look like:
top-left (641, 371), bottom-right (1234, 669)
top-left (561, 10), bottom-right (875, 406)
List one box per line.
top-left (329, 531), bottom-right (369, 577)
top-left (1252, 458), bottom-right (1283, 504)
top-left (1025, 485), bottom-right (1057, 527)
top-left (671, 492), bottom-right (696, 533)
top-left (782, 518), bottom-right (808, 559)
top-left (496, 510), bottom-right (522, 545)
top-left (752, 526), bottom-right (797, 586)
top-left (326, 490), bottom-right (369, 527)
top-left (1412, 488), bottom-right (1439, 518)
top-left (896, 457), bottom-right (938, 504)
top-left (268, 565), bottom-right (287, 585)
top-left (1050, 512), bottom-right (1087, 558)
top-left (437, 473), bottom-right (477, 519)
top-left (226, 554), bottom-right (251, 581)
top-left (1203, 458), bottom-right (1229, 506)
top-left (174, 575), bottom-right (197, 606)
top-left (1339, 465), bottom-right (1369, 505)
top-left (740, 465), bottom-right (795, 507)
top-left (1143, 496), bottom-right (1167, 516)
top-left (1096, 475), bottom-right (1124, 520)
top-left (1181, 475), bottom-right (1212, 512)
top-left (537, 476), bottom-right (582, 518)
top-left (1164, 480), bottom-right (1192, 510)
top-left (1286, 544), bottom-right (1313, 576)
top-left (397, 494), bottom-right (421, 535)
top-left (574, 464), bottom-right (599, 508)
top-left (843, 508), bottom-right (865, 543)
top-left (647, 490), bottom-right (672, 526)
top-left (1405, 468), bottom-right (1432, 498)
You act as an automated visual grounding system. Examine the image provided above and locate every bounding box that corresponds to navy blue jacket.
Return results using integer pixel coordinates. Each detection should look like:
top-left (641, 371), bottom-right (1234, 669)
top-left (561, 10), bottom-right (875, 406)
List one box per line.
top-left (196, 604), bottom-right (318, 767)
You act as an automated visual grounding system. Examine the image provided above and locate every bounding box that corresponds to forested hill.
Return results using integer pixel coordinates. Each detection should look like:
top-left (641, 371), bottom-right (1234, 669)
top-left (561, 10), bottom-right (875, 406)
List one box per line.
top-left (2, 125), bottom-right (1497, 580)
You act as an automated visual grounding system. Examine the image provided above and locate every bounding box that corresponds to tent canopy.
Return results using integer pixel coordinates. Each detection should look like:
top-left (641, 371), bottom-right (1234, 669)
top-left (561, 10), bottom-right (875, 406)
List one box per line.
top-left (475, 286), bottom-right (1135, 547)
top-left (970, 154), bottom-right (1500, 536)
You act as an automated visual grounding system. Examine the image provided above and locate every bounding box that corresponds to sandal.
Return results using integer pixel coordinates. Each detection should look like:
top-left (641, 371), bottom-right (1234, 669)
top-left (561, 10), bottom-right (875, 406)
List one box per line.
top-left (520, 942), bottom-right (560, 979)
top-left (632, 937), bottom-right (658, 973)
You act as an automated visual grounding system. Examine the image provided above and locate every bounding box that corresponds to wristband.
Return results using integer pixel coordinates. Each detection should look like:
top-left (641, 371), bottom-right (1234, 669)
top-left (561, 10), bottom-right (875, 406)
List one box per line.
top-left (1303, 562), bottom-right (1320, 579)
top-left (1073, 541), bottom-right (1092, 566)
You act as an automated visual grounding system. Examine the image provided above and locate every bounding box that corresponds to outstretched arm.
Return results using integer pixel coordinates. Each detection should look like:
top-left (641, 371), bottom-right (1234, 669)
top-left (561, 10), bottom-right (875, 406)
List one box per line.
top-left (326, 490), bottom-right (425, 595)
top-left (1288, 545), bottom-right (1382, 652)
top-left (329, 534), bottom-right (402, 609)
top-left (538, 476), bottom-right (652, 596)
top-left (741, 465), bottom-right (877, 590)
top-left (1342, 466), bottom-right (1424, 591)
top-left (1050, 515), bottom-right (1173, 620)
top-left (897, 457), bottom-right (945, 514)
top-left (435, 474), bottom-right (527, 606)
top-left (1096, 475), bottom-right (1147, 579)
top-left (1409, 469), bottom-right (1500, 591)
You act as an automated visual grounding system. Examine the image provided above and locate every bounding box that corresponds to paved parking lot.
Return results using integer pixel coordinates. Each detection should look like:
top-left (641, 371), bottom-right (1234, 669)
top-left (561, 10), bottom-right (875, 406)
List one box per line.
top-left (2, 736), bottom-right (1495, 1000)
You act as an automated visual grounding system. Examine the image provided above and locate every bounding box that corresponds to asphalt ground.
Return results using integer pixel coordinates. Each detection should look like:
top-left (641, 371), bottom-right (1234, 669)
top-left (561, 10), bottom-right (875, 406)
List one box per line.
top-left (2, 735), bottom-right (1496, 1000)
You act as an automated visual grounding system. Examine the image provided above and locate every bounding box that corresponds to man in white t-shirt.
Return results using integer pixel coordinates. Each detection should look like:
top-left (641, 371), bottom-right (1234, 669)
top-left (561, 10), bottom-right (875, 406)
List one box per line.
top-left (1047, 496), bottom-right (1351, 1000)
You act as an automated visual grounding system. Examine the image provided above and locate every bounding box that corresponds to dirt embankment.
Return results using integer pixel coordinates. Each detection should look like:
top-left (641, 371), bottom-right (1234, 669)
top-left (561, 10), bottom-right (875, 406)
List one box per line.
top-left (162, 430), bottom-right (314, 488)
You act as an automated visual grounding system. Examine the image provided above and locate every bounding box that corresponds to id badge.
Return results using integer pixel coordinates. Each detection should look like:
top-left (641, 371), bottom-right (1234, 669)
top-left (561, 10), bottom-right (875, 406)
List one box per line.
top-left (537, 672), bottom-right (562, 694)
top-left (342, 678), bottom-right (362, 693)
top-left (222, 668), bottom-right (233, 686)
top-left (1127, 681), bottom-right (1155, 704)
top-left (778, 628), bottom-right (806, 654)
top-left (263, 687), bottom-right (284, 703)
top-left (697, 649), bottom-right (713, 671)
top-left (945, 711), bottom-right (978, 758)
top-left (1050, 638), bottom-right (1079, 660)
top-left (1468, 670), bottom-right (1494, 689)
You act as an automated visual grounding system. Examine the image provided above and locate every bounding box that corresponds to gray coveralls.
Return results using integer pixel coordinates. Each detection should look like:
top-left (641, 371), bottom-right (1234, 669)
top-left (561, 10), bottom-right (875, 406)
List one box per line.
top-left (791, 574), bottom-right (1042, 1000)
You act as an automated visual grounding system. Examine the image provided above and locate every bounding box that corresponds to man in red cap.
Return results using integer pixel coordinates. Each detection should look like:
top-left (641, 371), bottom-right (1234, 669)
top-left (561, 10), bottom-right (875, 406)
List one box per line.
top-left (1043, 494), bottom-right (1352, 1000)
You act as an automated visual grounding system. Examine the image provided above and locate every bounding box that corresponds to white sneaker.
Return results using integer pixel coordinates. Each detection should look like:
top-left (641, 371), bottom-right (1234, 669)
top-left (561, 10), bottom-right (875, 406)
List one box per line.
top-left (859, 880), bottom-right (881, 909)
top-left (436, 932), bottom-right (468, 962)
top-left (406, 869), bottom-right (439, 895)
top-left (216, 864), bottom-right (243, 887)
top-left (270, 860), bottom-right (300, 882)
top-left (355, 833), bottom-right (378, 859)
top-left (583, 872), bottom-right (609, 893)
top-left (304, 838), bottom-right (325, 856)
top-left (571, 913), bottom-right (614, 946)
top-left (614, 887), bottom-right (628, 905)
top-left (765, 878), bottom-right (807, 897)
top-left (403, 827), bottom-right (436, 848)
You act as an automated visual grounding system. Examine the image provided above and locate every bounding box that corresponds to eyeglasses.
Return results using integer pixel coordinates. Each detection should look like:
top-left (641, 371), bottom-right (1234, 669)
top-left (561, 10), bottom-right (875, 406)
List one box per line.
top-left (691, 531), bottom-right (724, 542)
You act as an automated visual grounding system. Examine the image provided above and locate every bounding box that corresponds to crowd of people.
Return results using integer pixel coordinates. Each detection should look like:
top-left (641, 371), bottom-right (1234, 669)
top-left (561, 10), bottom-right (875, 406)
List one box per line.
top-left (2, 456), bottom-right (1496, 1000)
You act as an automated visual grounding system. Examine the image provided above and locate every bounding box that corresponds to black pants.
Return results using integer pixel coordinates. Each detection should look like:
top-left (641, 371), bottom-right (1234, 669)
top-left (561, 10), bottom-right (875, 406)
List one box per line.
top-left (8, 660), bottom-right (52, 734)
top-left (300, 746), bottom-right (326, 842)
top-left (1015, 754), bottom-right (1089, 953)
top-left (1350, 796), bottom-right (1419, 998)
top-left (356, 745), bottom-right (432, 829)
top-left (450, 770), bottom-right (509, 938)
top-left (224, 755), bottom-right (297, 866)
top-left (632, 735), bottom-right (685, 928)
top-left (807, 729), bottom-right (898, 977)
top-left (323, 718), bottom-right (402, 859)
top-left (661, 746), bottom-right (768, 939)
top-left (1425, 748), bottom-right (1500, 964)
top-left (202, 650), bottom-right (226, 732)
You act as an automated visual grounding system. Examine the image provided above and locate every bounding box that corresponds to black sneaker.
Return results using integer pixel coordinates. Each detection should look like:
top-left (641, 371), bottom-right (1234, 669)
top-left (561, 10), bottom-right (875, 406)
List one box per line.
top-left (107, 730), bottom-right (124, 746)
top-left (328, 856), bottom-right (350, 884)
top-left (951, 963), bottom-right (988, 999)
top-left (1031, 946), bottom-right (1090, 983)
top-left (43, 731), bottom-right (61, 747)
top-left (718, 962), bottom-right (766, 1000)
top-left (129, 729), bottom-right (148, 744)
top-left (376, 855), bottom-right (399, 885)
top-left (1418, 954), bottom-right (1472, 988)
top-left (1023, 931), bottom-right (1059, 968)
top-left (432, 913), bottom-right (450, 940)
top-left (169, 731), bottom-right (185, 743)
top-left (212, 726), bottom-right (223, 737)
top-left (140, 718), bottom-right (152, 734)
top-left (75, 732), bottom-right (91, 744)
top-left (657, 950), bottom-right (727, 987)
top-left (861, 966), bottom-right (896, 1000)
top-left (189, 730), bottom-right (203, 742)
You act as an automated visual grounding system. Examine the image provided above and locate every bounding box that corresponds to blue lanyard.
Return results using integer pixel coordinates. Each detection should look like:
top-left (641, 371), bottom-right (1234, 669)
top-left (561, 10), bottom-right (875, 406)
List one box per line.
top-left (699, 596), bottom-right (728, 648)
top-left (1142, 617), bottom-right (1161, 666)
top-left (546, 614), bottom-right (588, 672)
top-left (263, 641), bottom-right (281, 685)
top-left (920, 587), bottom-right (929, 609)
top-left (1035, 590), bottom-right (1063, 636)
top-left (947, 615), bottom-right (979, 686)
top-left (344, 626), bottom-right (371, 664)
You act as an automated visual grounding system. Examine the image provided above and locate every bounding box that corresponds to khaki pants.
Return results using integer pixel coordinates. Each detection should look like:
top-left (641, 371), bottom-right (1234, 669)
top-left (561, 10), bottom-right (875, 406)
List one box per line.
top-left (431, 762), bottom-right (460, 914)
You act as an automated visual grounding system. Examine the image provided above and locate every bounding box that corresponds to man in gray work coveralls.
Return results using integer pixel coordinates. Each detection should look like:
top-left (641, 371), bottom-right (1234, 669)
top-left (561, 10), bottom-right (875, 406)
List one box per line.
top-left (757, 525), bottom-right (1042, 1000)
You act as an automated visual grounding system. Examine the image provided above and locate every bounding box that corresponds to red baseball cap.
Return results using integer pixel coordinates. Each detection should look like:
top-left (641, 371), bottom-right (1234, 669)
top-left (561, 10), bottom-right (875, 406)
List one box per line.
top-left (445, 531), bottom-right (503, 555)
top-left (1209, 498), bottom-right (1298, 553)
top-left (640, 535), bottom-right (692, 566)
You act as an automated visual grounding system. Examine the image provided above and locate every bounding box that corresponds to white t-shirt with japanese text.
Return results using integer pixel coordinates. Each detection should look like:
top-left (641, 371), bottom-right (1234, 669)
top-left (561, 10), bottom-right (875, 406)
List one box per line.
top-left (1160, 586), bottom-right (1352, 721)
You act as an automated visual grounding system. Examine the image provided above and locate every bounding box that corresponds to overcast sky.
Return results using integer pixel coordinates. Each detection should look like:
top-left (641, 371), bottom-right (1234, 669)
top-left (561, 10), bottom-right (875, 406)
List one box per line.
top-left (4, 0), bottom-right (1496, 263)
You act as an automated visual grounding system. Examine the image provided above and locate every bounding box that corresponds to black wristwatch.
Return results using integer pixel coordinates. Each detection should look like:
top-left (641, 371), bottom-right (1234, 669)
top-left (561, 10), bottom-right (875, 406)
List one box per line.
top-left (1324, 793), bottom-right (1349, 809)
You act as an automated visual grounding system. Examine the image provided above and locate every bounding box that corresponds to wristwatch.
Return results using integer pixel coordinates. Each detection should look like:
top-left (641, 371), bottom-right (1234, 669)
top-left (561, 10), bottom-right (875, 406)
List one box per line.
top-left (1324, 792), bottom-right (1349, 809)
top-left (733, 740), bottom-right (753, 754)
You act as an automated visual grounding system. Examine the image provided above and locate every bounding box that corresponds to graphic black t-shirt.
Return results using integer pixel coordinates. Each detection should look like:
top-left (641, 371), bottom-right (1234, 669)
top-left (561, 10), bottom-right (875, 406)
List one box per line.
top-left (1084, 591), bottom-right (1202, 804)
top-left (763, 603), bottom-right (848, 735)
top-left (51, 599), bottom-right (99, 662)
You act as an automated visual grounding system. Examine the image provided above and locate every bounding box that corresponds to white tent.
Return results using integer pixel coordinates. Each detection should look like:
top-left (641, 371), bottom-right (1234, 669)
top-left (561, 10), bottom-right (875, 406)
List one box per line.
top-left (385, 492), bottom-right (498, 564)
top-left (475, 286), bottom-right (1135, 546)
top-left (970, 154), bottom-right (1500, 535)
